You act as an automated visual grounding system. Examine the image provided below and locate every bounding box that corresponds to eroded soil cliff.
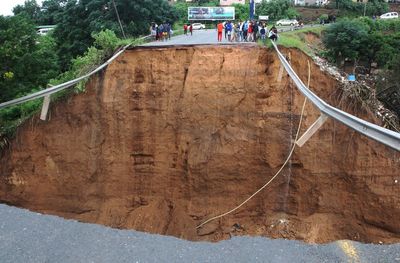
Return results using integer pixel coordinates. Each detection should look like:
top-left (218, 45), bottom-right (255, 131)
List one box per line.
top-left (1, 45), bottom-right (399, 243)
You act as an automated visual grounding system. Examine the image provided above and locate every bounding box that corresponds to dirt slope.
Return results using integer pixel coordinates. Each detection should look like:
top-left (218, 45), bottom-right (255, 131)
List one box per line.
top-left (0, 45), bottom-right (399, 243)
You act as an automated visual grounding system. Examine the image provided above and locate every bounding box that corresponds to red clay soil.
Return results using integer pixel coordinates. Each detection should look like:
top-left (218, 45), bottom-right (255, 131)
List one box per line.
top-left (0, 45), bottom-right (399, 243)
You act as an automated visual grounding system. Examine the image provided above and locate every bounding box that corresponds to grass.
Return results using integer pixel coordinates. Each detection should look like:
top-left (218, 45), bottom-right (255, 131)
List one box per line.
top-left (264, 26), bottom-right (325, 57)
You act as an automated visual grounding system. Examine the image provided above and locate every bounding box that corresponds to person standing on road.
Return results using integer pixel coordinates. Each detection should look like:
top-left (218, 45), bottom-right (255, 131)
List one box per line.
top-left (247, 21), bottom-right (253, 42)
top-left (184, 24), bottom-right (188, 35)
top-left (150, 23), bottom-right (156, 41)
top-left (158, 23), bottom-right (164, 41)
top-left (253, 21), bottom-right (259, 42)
top-left (166, 23), bottom-right (171, 40)
top-left (243, 21), bottom-right (248, 41)
top-left (231, 22), bottom-right (236, 42)
top-left (217, 22), bottom-right (223, 42)
top-left (162, 22), bottom-right (169, 41)
top-left (260, 25), bottom-right (266, 43)
top-left (224, 21), bottom-right (228, 39)
top-left (189, 24), bottom-right (193, 36)
top-left (238, 21), bottom-right (243, 42)
top-left (233, 23), bottom-right (240, 42)
top-left (226, 21), bottom-right (233, 42)
top-left (156, 23), bottom-right (160, 41)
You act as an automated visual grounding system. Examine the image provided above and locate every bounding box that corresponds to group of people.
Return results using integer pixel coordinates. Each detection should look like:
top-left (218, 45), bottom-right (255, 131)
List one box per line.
top-left (183, 24), bottom-right (193, 36)
top-left (217, 21), bottom-right (278, 43)
top-left (151, 20), bottom-right (279, 43)
top-left (150, 22), bottom-right (173, 41)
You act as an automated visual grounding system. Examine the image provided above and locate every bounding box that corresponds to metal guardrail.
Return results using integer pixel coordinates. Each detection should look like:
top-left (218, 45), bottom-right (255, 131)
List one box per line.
top-left (271, 41), bottom-right (400, 152)
top-left (0, 35), bottom-right (152, 110)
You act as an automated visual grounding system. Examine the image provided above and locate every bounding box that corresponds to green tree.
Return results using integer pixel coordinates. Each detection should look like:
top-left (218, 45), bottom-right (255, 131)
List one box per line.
top-left (256, 0), bottom-right (297, 20)
top-left (13, 0), bottom-right (69, 25)
top-left (0, 14), bottom-right (60, 102)
top-left (39, 0), bottom-right (68, 25)
top-left (174, 2), bottom-right (189, 22)
top-left (365, 0), bottom-right (388, 16)
top-left (233, 3), bottom-right (250, 21)
top-left (53, 0), bottom-right (178, 69)
top-left (0, 14), bottom-right (60, 139)
top-left (322, 19), bottom-right (369, 70)
top-left (12, 0), bottom-right (41, 23)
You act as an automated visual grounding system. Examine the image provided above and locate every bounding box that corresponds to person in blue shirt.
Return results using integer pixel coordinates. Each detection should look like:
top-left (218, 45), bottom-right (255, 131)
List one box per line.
top-left (226, 21), bottom-right (233, 42)
top-left (243, 21), bottom-right (248, 41)
top-left (260, 25), bottom-right (266, 43)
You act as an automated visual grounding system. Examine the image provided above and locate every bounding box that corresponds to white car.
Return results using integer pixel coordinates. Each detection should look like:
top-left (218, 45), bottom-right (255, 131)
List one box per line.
top-left (276, 19), bottom-right (299, 26)
top-left (191, 23), bottom-right (205, 30)
top-left (37, 28), bottom-right (54, 35)
top-left (380, 12), bottom-right (399, 19)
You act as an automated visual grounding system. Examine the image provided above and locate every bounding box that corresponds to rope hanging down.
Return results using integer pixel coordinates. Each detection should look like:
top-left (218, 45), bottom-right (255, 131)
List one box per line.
top-left (197, 60), bottom-right (312, 230)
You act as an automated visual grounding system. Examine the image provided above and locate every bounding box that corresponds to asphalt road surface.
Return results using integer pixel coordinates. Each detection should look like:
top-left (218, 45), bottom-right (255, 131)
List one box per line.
top-left (0, 204), bottom-right (399, 263)
top-left (142, 26), bottom-right (317, 46)
top-left (142, 29), bottom-right (254, 46)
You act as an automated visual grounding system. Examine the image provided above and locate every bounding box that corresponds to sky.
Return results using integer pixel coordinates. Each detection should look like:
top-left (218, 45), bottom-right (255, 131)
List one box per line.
top-left (0, 0), bottom-right (43, 16)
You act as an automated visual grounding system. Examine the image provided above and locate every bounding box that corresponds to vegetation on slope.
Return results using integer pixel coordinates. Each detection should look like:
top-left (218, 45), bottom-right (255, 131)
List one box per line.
top-left (272, 18), bottom-right (400, 129)
top-left (0, 28), bottom-right (141, 147)
top-left (270, 26), bottom-right (325, 57)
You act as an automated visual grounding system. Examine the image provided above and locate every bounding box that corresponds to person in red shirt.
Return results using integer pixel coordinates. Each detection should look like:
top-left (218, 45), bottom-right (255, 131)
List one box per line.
top-left (184, 24), bottom-right (188, 35)
top-left (189, 24), bottom-right (193, 36)
top-left (247, 22), bottom-right (253, 42)
top-left (217, 22), bottom-right (223, 42)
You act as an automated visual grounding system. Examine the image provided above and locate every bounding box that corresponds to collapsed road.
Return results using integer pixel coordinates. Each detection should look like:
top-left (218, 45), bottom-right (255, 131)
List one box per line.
top-left (0, 30), bottom-right (399, 261)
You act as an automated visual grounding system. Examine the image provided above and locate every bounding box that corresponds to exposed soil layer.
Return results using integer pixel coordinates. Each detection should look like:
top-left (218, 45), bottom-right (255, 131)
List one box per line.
top-left (1, 45), bottom-right (399, 243)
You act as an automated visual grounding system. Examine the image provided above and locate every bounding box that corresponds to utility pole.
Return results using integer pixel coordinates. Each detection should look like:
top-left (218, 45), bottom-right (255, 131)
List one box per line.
top-left (249, 0), bottom-right (255, 20)
top-left (363, 0), bottom-right (367, 17)
top-left (112, 0), bottom-right (126, 39)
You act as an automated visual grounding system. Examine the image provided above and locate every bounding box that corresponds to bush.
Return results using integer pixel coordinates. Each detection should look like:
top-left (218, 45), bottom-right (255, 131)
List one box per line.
top-left (320, 14), bottom-right (329, 21)
top-left (286, 8), bottom-right (300, 19)
top-left (93, 29), bottom-right (120, 56)
top-left (377, 54), bottom-right (400, 117)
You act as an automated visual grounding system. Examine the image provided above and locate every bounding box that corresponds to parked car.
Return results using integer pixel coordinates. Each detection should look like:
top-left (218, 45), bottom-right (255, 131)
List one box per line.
top-left (380, 12), bottom-right (399, 19)
top-left (276, 19), bottom-right (299, 26)
top-left (191, 23), bottom-right (205, 30)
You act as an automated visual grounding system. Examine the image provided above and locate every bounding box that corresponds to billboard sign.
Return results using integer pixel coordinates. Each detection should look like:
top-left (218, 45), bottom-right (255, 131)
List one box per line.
top-left (188, 7), bottom-right (235, 20)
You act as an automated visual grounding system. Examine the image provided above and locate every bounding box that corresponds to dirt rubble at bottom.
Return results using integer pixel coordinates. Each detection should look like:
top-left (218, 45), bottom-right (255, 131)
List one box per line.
top-left (0, 45), bottom-right (399, 244)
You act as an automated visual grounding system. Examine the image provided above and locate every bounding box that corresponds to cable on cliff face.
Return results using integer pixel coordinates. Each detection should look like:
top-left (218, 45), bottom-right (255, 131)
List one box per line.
top-left (196, 59), bottom-right (312, 230)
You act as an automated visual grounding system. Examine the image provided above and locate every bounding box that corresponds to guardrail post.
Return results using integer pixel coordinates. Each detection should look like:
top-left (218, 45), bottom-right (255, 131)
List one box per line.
top-left (40, 85), bottom-right (52, 121)
top-left (277, 65), bottom-right (284, 83)
top-left (296, 114), bottom-right (328, 147)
